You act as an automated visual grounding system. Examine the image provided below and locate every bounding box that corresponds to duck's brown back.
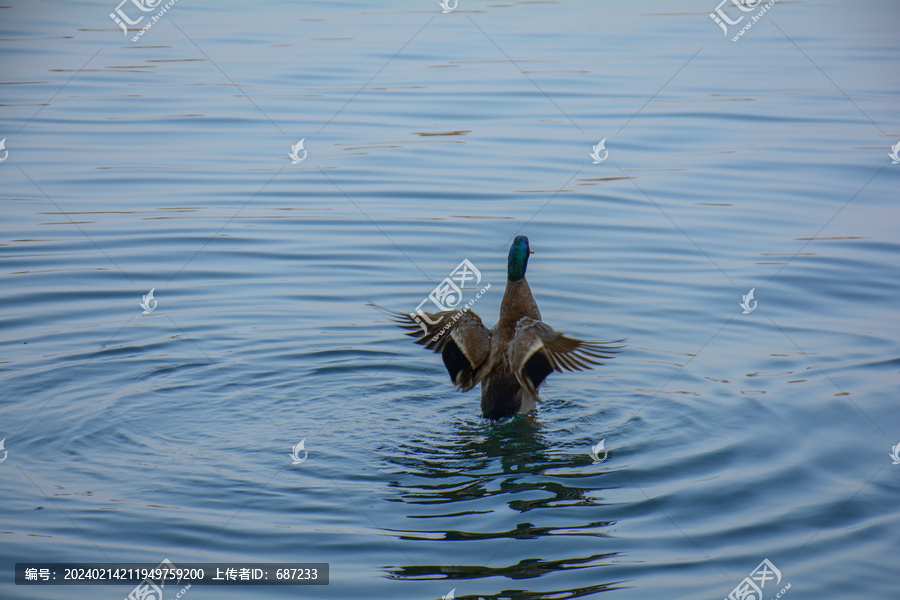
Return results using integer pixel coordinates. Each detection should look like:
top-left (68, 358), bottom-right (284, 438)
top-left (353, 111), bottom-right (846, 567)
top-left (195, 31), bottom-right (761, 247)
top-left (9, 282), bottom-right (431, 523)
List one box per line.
top-left (478, 276), bottom-right (543, 419)
top-left (495, 277), bottom-right (541, 345)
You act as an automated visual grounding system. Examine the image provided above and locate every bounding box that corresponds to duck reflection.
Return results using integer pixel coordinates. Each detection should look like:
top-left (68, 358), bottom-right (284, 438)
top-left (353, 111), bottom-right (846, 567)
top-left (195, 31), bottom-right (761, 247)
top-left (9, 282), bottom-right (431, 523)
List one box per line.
top-left (380, 416), bottom-right (628, 598)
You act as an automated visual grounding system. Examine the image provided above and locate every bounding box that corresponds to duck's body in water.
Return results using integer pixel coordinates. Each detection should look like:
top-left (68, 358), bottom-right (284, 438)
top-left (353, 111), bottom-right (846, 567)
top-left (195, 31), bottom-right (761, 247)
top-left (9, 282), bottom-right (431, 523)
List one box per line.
top-left (381, 236), bottom-right (623, 420)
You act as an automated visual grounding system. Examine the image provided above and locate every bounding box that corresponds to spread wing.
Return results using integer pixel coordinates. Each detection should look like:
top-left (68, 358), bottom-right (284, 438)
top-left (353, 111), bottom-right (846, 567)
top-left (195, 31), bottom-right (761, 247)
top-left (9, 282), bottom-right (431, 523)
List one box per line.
top-left (372, 304), bottom-right (491, 393)
top-left (508, 316), bottom-right (623, 398)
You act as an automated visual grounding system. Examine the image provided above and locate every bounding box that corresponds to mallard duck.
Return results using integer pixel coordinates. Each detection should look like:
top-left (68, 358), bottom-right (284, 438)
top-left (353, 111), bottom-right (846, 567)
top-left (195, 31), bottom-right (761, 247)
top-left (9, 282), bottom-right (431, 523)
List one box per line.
top-left (380, 236), bottom-right (623, 420)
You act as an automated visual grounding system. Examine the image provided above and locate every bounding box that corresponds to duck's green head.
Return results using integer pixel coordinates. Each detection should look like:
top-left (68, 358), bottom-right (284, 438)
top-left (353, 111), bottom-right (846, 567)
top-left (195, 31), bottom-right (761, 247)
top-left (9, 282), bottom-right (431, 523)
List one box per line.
top-left (507, 235), bottom-right (533, 281)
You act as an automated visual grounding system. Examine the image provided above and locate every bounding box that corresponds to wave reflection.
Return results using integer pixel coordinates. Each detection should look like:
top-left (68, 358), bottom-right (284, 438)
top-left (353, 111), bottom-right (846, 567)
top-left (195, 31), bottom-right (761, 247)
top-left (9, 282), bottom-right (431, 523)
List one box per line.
top-left (379, 416), bottom-right (629, 597)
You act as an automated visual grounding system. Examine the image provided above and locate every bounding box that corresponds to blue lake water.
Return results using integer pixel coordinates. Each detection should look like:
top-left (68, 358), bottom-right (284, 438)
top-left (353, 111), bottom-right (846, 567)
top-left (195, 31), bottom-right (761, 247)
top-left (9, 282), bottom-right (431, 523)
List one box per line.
top-left (1, 1), bottom-right (899, 598)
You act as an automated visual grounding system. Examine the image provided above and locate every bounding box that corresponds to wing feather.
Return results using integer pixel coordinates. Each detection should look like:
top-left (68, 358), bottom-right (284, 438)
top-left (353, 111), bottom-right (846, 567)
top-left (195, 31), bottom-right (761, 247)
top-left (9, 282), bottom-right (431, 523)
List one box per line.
top-left (508, 317), bottom-right (623, 396)
top-left (370, 303), bottom-right (491, 392)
